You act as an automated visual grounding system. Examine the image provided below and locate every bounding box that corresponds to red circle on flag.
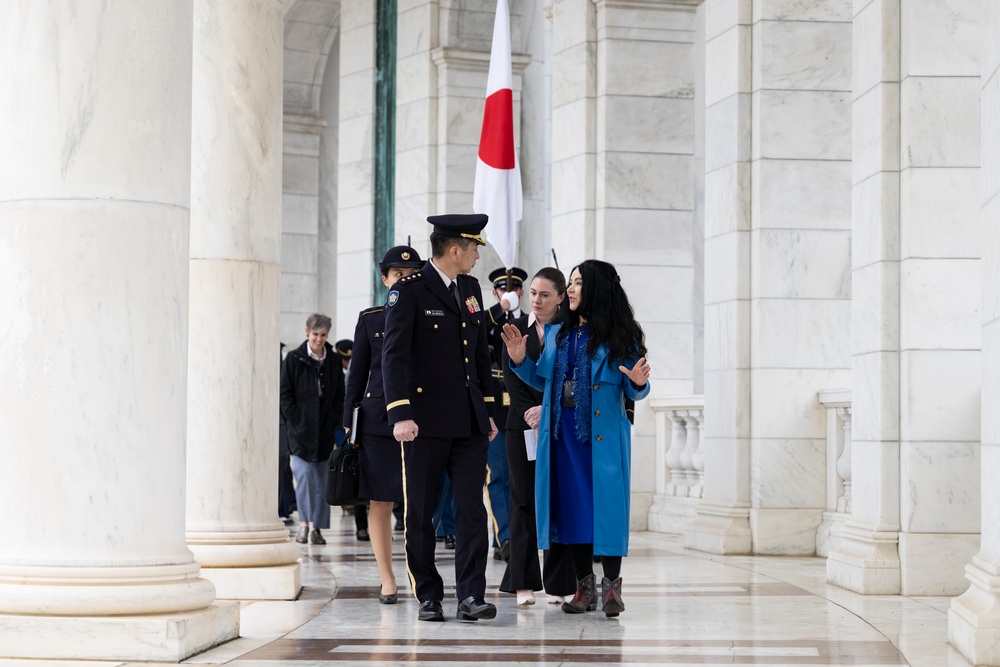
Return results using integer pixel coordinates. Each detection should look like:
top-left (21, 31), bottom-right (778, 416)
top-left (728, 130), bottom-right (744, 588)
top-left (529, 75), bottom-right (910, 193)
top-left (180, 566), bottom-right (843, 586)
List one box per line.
top-left (478, 88), bottom-right (515, 170)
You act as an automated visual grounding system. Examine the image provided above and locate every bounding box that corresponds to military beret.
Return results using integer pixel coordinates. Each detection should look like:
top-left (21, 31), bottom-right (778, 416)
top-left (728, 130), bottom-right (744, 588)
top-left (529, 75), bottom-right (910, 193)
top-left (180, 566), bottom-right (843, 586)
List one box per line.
top-left (379, 245), bottom-right (423, 273)
top-left (427, 213), bottom-right (488, 246)
top-left (488, 266), bottom-right (528, 290)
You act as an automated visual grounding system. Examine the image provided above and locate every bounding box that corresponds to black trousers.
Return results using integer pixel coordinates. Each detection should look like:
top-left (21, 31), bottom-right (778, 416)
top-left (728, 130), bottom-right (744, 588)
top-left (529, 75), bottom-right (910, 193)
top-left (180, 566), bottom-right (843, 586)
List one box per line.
top-left (499, 429), bottom-right (576, 596)
top-left (402, 434), bottom-right (489, 603)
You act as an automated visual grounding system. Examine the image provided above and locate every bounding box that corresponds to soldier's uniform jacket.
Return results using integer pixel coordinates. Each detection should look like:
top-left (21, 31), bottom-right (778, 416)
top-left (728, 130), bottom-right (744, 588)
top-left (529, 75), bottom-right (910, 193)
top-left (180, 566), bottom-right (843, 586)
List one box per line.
top-left (342, 305), bottom-right (393, 438)
top-left (382, 261), bottom-right (496, 438)
top-left (486, 302), bottom-right (515, 426)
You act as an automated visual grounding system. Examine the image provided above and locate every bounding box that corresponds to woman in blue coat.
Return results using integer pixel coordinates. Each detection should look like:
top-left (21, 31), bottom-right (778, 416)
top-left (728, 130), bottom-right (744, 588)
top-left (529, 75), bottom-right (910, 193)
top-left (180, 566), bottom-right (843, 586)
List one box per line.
top-left (502, 259), bottom-right (650, 618)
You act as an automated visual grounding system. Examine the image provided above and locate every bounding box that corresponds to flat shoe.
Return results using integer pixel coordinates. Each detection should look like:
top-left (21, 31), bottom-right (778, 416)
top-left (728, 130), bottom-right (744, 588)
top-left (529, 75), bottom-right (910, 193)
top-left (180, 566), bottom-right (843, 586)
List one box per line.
top-left (516, 590), bottom-right (536, 606)
top-left (356, 528), bottom-right (370, 542)
top-left (378, 586), bottom-right (398, 605)
top-left (294, 525), bottom-right (308, 544)
top-left (309, 528), bottom-right (326, 545)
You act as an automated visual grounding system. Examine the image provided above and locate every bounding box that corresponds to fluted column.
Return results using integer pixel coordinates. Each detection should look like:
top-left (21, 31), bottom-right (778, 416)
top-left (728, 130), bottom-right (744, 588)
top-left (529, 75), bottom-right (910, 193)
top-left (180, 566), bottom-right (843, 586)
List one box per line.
top-left (0, 1), bottom-right (238, 660)
top-left (185, 0), bottom-right (301, 599)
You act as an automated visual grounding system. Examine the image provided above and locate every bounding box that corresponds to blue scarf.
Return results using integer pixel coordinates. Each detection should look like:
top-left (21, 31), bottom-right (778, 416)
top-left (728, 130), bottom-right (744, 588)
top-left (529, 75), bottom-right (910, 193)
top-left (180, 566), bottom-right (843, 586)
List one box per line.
top-left (552, 325), bottom-right (592, 444)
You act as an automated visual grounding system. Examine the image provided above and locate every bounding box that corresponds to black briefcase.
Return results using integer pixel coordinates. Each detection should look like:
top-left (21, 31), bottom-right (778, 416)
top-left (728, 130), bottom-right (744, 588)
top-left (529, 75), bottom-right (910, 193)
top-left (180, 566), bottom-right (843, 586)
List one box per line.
top-left (326, 445), bottom-right (362, 506)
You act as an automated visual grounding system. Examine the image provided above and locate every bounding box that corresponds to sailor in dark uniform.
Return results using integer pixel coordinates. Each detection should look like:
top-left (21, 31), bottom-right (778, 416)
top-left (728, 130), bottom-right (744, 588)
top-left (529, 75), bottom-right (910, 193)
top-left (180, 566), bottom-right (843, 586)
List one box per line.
top-left (382, 214), bottom-right (499, 623)
top-left (343, 245), bottom-right (424, 605)
top-left (483, 266), bottom-right (527, 562)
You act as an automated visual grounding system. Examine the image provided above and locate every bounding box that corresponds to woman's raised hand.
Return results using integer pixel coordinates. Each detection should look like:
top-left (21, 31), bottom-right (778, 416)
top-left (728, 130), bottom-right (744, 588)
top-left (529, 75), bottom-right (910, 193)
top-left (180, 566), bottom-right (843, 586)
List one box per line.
top-left (619, 357), bottom-right (651, 386)
top-left (500, 322), bottom-right (527, 365)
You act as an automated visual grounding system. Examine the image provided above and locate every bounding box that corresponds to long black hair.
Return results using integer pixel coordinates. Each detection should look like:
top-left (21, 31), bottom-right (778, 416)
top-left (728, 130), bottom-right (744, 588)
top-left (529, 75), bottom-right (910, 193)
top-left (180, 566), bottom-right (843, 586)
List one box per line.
top-left (556, 259), bottom-right (647, 364)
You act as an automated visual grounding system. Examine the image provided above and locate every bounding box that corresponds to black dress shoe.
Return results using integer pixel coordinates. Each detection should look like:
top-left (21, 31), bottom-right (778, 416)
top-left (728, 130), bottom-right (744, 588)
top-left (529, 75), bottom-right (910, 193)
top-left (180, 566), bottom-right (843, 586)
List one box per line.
top-left (444, 534), bottom-right (456, 550)
top-left (493, 539), bottom-right (511, 561)
top-left (394, 518), bottom-right (404, 531)
top-left (294, 525), bottom-right (308, 544)
top-left (418, 600), bottom-right (445, 622)
top-left (378, 586), bottom-right (398, 605)
top-left (457, 596), bottom-right (497, 621)
top-left (356, 528), bottom-right (370, 542)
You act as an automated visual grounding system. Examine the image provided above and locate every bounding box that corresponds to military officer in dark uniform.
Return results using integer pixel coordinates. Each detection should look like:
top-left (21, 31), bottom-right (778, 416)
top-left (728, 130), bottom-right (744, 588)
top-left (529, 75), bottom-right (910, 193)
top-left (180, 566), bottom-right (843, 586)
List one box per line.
top-left (483, 266), bottom-right (527, 562)
top-left (343, 245), bottom-right (424, 604)
top-left (382, 214), bottom-right (499, 623)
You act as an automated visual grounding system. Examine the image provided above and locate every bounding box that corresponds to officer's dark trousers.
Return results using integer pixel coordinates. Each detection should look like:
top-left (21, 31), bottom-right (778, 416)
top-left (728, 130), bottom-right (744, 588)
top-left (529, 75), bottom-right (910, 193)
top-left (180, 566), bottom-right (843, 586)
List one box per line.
top-left (403, 434), bottom-right (489, 603)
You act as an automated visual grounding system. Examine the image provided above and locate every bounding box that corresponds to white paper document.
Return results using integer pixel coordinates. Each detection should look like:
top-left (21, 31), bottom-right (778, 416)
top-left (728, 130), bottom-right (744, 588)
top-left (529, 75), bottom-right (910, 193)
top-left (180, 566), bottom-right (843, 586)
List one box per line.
top-left (524, 428), bottom-right (538, 462)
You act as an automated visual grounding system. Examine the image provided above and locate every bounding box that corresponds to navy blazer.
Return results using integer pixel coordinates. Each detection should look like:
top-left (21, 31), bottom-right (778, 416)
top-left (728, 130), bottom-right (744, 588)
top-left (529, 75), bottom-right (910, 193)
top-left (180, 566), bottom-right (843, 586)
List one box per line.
top-left (343, 305), bottom-right (394, 438)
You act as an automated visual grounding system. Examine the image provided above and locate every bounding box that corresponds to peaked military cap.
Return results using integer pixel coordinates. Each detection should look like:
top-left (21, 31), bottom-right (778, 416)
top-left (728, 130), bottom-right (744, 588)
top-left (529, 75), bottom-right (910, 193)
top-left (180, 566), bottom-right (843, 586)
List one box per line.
top-left (379, 245), bottom-right (423, 273)
top-left (334, 339), bottom-right (353, 360)
top-left (488, 266), bottom-right (528, 290)
top-left (427, 213), bottom-right (489, 245)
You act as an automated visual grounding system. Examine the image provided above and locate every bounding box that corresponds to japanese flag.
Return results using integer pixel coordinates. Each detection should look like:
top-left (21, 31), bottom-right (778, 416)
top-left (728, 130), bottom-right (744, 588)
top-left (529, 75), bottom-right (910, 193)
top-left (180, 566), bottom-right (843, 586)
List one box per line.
top-left (473, 0), bottom-right (522, 269)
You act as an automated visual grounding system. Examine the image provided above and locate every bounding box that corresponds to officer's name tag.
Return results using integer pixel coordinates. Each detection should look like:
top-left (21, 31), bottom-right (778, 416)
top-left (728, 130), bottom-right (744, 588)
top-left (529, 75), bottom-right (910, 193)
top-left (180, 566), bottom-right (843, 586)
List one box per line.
top-left (424, 309), bottom-right (445, 317)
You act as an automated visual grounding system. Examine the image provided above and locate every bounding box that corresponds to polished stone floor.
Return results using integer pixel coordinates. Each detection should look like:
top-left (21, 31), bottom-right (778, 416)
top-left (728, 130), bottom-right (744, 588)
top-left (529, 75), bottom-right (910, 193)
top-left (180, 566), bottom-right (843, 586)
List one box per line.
top-left (0, 512), bottom-right (974, 666)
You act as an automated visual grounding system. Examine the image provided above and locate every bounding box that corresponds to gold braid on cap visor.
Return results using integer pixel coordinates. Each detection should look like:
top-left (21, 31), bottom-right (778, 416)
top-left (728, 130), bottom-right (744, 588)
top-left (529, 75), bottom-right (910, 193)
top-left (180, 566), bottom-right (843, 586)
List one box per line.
top-left (460, 233), bottom-right (486, 245)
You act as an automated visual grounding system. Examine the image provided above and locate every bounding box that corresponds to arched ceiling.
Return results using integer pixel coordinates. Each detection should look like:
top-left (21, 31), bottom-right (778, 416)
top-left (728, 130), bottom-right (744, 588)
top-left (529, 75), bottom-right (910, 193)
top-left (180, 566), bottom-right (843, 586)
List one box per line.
top-left (283, 0), bottom-right (340, 117)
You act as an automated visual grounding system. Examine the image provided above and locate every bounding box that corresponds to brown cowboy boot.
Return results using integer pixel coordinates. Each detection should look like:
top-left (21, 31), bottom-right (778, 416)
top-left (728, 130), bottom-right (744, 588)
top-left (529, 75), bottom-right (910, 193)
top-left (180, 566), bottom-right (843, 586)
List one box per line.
top-left (561, 573), bottom-right (597, 613)
top-left (601, 576), bottom-right (624, 617)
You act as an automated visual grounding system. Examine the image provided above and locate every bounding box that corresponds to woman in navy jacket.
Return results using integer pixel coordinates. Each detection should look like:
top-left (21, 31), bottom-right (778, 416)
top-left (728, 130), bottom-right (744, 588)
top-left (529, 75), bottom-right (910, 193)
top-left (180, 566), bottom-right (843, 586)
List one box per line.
top-left (503, 259), bottom-right (651, 617)
top-left (343, 246), bottom-right (423, 604)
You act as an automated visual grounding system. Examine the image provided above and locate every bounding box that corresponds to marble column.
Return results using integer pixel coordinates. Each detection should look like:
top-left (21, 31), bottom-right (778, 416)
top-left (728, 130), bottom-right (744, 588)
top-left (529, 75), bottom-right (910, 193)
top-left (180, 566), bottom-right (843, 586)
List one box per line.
top-left (186, 0), bottom-right (301, 600)
top-left (0, 1), bottom-right (238, 660)
top-left (337, 0), bottom-right (379, 321)
top-left (828, 0), bottom-right (981, 595)
top-left (591, 0), bottom-right (700, 527)
top-left (950, 2), bottom-right (1000, 662)
top-left (689, 0), bottom-right (852, 555)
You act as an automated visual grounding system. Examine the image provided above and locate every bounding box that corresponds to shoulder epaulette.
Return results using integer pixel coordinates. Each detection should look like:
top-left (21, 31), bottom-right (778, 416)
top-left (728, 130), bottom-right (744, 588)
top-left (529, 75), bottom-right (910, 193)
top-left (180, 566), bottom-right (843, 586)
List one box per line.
top-left (397, 272), bottom-right (425, 286)
top-left (361, 306), bottom-right (382, 316)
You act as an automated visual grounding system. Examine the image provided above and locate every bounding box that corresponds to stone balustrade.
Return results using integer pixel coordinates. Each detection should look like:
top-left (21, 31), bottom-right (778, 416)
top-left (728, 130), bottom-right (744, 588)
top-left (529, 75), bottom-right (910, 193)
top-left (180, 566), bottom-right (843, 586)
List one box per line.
top-left (816, 390), bottom-right (852, 557)
top-left (647, 396), bottom-right (705, 535)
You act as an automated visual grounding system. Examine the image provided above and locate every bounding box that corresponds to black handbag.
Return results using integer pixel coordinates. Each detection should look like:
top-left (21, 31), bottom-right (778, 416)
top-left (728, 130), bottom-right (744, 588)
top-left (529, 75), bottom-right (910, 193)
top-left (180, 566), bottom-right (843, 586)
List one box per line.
top-left (326, 445), bottom-right (362, 506)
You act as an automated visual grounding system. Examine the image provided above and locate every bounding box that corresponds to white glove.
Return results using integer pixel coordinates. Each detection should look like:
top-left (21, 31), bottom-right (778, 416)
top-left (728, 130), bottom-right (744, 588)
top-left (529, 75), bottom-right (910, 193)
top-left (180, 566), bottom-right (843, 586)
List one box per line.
top-left (501, 291), bottom-right (519, 312)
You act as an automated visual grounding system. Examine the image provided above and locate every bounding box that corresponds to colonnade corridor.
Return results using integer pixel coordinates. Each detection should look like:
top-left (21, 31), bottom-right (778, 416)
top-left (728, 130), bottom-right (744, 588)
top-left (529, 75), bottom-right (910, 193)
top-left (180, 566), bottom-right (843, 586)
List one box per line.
top-left (0, 514), bottom-right (967, 667)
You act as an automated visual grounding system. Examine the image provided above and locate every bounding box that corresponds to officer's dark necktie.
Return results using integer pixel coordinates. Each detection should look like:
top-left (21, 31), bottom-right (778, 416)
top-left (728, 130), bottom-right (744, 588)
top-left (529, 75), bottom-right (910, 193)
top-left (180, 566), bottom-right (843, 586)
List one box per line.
top-left (449, 280), bottom-right (462, 311)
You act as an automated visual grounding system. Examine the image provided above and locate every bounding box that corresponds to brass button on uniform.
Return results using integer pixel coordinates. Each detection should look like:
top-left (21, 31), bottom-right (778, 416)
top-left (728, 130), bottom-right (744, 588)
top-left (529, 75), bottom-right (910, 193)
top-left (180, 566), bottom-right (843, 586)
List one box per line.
top-left (417, 387), bottom-right (423, 393)
top-left (434, 324), bottom-right (439, 329)
top-left (464, 357), bottom-right (469, 363)
top-left (367, 392), bottom-right (371, 397)
top-left (462, 322), bottom-right (467, 327)
top-left (463, 339), bottom-right (468, 345)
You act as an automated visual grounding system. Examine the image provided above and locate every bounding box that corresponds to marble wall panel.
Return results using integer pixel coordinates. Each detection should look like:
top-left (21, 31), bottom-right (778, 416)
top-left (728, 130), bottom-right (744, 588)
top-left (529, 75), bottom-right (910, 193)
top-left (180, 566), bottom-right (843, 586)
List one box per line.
top-left (753, 159), bottom-right (851, 230)
top-left (704, 162), bottom-right (751, 237)
top-left (899, 77), bottom-right (980, 169)
top-left (751, 438), bottom-right (827, 508)
top-left (281, 233), bottom-right (319, 275)
top-left (336, 160), bottom-right (374, 209)
top-left (283, 130), bottom-right (322, 156)
top-left (703, 301), bottom-right (751, 372)
top-left (601, 209), bottom-right (693, 267)
top-left (754, 0), bottom-right (852, 22)
top-left (282, 194), bottom-right (320, 235)
top-left (899, 350), bottom-right (981, 443)
top-left (441, 95), bottom-right (486, 147)
top-left (396, 3), bottom-right (432, 57)
top-left (985, 443), bottom-right (1000, 548)
top-left (752, 229), bottom-right (851, 299)
top-left (851, 85), bottom-right (900, 183)
top-left (751, 300), bottom-right (851, 370)
top-left (599, 40), bottom-right (693, 98)
top-left (754, 20), bottom-right (851, 91)
top-left (285, 20), bottom-right (333, 51)
top-left (702, 436), bottom-right (753, 506)
top-left (984, 198), bottom-right (1000, 323)
top-left (750, 509), bottom-right (824, 554)
top-left (281, 312), bottom-right (310, 348)
top-left (600, 153), bottom-right (693, 210)
top-left (282, 154), bottom-right (320, 196)
top-left (337, 71), bottom-right (376, 119)
top-left (550, 156), bottom-right (595, 217)
top-left (337, 116), bottom-right (373, 163)
top-left (703, 370), bottom-right (751, 439)
top-left (552, 98), bottom-right (593, 160)
top-left (899, 259), bottom-right (981, 350)
top-left (337, 24), bottom-right (375, 76)
top-left (395, 147), bottom-right (435, 198)
top-left (641, 323), bottom-right (696, 385)
top-left (899, 533), bottom-right (978, 596)
top-left (705, 0), bottom-right (751, 42)
top-left (283, 82), bottom-right (319, 112)
top-left (624, 266), bottom-right (693, 323)
top-left (395, 101), bottom-right (433, 153)
top-left (750, 368), bottom-right (850, 440)
top-left (900, 0), bottom-right (979, 77)
top-left (852, 0), bottom-right (899, 101)
top-left (704, 232), bottom-right (750, 305)
top-left (900, 441), bottom-right (980, 533)
top-left (280, 272), bottom-right (318, 314)
top-left (336, 206), bottom-right (373, 253)
top-left (598, 2), bottom-right (697, 35)
top-left (849, 436), bottom-right (900, 528)
top-left (282, 50), bottom-right (316, 87)
top-left (705, 94), bottom-right (751, 173)
top-left (754, 90), bottom-right (851, 161)
top-left (983, 73), bottom-right (1000, 201)
top-left (851, 172), bottom-right (900, 269)
top-left (552, 42), bottom-right (595, 109)
top-left (704, 25), bottom-right (751, 106)
top-left (394, 194), bottom-right (434, 238)
top-left (851, 261), bottom-right (900, 354)
top-left (551, 210), bottom-right (596, 272)
top-left (851, 351), bottom-right (901, 443)
top-left (899, 168), bottom-right (979, 259)
top-left (600, 97), bottom-right (693, 155)
top-left (552, 0), bottom-right (594, 53)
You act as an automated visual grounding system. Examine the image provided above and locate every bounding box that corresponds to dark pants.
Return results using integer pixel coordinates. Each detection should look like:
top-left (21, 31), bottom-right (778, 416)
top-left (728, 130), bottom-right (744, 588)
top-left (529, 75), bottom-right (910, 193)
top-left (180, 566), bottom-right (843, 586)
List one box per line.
top-left (433, 473), bottom-right (456, 537)
top-left (403, 434), bottom-right (489, 603)
top-left (486, 429), bottom-right (510, 545)
top-left (500, 428), bottom-right (576, 595)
